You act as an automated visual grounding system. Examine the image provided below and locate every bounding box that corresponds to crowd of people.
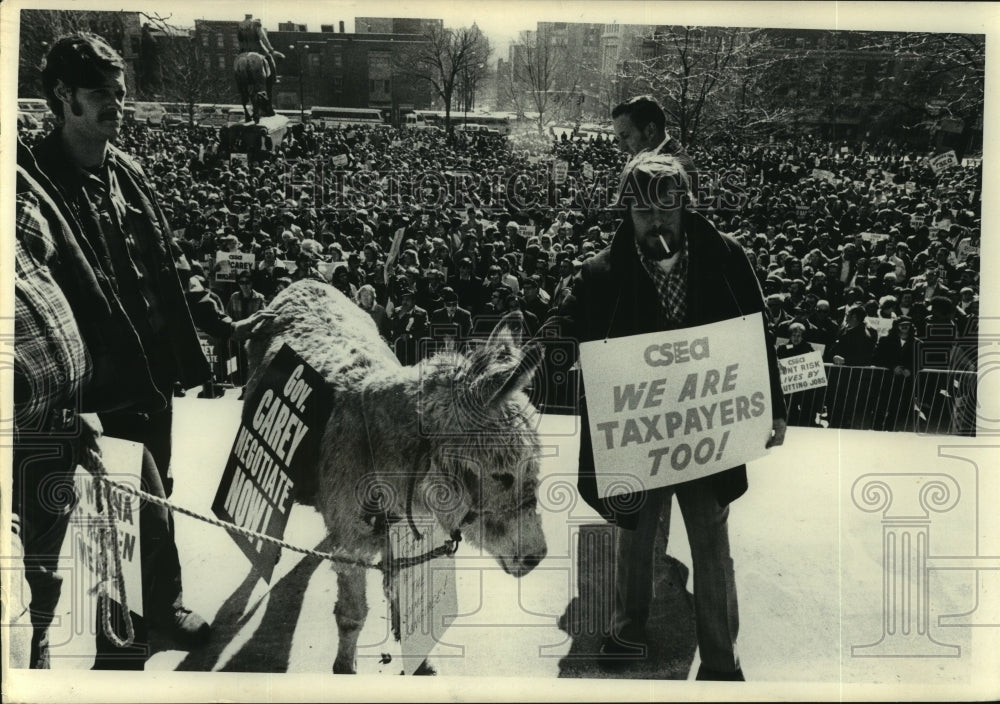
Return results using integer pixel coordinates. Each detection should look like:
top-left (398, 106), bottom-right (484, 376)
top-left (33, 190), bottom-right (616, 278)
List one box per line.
top-left (19, 105), bottom-right (982, 414)
top-left (11, 30), bottom-right (983, 679)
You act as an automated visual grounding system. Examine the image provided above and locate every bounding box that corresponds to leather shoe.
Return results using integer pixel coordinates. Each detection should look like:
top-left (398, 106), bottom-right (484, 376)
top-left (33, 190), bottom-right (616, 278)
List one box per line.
top-left (151, 607), bottom-right (210, 648)
top-left (696, 663), bottom-right (745, 681)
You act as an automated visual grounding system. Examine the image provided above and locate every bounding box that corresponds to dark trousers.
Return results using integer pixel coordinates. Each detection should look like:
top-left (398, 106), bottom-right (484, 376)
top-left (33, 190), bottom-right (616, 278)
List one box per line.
top-left (12, 439), bottom-right (76, 669)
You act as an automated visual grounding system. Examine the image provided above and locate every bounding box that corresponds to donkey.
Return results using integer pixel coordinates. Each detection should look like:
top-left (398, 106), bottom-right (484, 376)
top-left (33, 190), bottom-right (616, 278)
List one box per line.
top-left (244, 281), bottom-right (548, 674)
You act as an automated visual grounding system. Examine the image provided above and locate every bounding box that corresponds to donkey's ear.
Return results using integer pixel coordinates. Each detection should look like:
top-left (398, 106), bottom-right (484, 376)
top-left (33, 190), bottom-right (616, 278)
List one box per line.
top-left (481, 342), bottom-right (543, 407)
top-left (484, 324), bottom-right (518, 354)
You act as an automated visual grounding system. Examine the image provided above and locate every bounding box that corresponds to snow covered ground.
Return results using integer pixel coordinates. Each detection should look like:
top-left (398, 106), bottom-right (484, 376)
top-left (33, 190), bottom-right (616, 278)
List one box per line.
top-left (9, 391), bottom-right (1000, 701)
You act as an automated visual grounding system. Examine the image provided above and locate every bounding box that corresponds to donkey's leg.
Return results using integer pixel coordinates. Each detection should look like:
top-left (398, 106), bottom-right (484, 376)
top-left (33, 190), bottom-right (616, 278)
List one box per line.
top-left (332, 566), bottom-right (368, 674)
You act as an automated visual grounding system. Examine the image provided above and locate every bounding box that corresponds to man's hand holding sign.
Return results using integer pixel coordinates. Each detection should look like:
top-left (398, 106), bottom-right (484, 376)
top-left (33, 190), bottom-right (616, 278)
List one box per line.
top-left (538, 115), bottom-right (786, 681)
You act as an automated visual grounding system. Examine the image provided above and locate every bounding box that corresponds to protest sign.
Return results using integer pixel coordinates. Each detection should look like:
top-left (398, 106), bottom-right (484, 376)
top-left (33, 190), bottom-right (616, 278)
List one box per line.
top-left (316, 261), bottom-right (335, 281)
top-left (909, 213), bottom-right (924, 229)
top-left (345, 130), bottom-right (357, 140)
top-left (215, 251), bottom-right (255, 282)
top-left (212, 344), bottom-right (334, 582)
top-left (230, 153), bottom-right (248, 166)
top-left (72, 437), bottom-right (144, 616)
top-left (961, 157), bottom-right (982, 168)
top-left (929, 150), bottom-right (958, 174)
top-left (331, 153), bottom-right (349, 168)
top-left (198, 332), bottom-right (218, 367)
top-left (866, 316), bottom-right (895, 339)
top-left (518, 224), bottom-right (537, 239)
top-left (777, 350), bottom-right (827, 395)
top-left (388, 519), bottom-right (458, 674)
top-left (811, 168), bottom-right (835, 183)
top-left (860, 232), bottom-right (890, 244)
top-left (795, 204), bottom-right (810, 219)
top-left (384, 226), bottom-right (407, 284)
top-left (956, 240), bottom-right (979, 263)
top-left (553, 160), bottom-right (569, 185)
top-left (582, 162), bottom-right (594, 181)
top-left (579, 315), bottom-right (774, 498)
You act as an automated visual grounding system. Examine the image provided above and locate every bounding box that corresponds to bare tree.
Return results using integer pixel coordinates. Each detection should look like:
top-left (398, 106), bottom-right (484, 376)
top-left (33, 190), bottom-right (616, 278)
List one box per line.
top-left (858, 31), bottom-right (985, 146)
top-left (505, 31), bottom-right (569, 134)
top-left (620, 26), bottom-right (744, 145)
top-left (140, 15), bottom-right (235, 124)
top-left (18, 9), bottom-right (129, 99)
top-left (398, 23), bottom-right (491, 133)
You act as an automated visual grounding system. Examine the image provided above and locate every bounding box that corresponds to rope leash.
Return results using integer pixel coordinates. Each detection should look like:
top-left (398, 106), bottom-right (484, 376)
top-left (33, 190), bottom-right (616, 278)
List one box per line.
top-left (87, 468), bottom-right (461, 573)
top-left (89, 448), bottom-right (136, 649)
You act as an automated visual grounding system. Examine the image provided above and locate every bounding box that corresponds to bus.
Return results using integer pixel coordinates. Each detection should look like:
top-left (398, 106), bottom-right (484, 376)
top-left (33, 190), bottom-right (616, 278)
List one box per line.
top-left (309, 106), bottom-right (385, 128)
top-left (18, 98), bottom-right (49, 114)
top-left (275, 108), bottom-right (311, 125)
top-left (196, 104), bottom-right (242, 127)
top-left (227, 107), bottom-right (309, 125)
top-left (133, 101), bottom-right (168, 125)
top-left (410, 109), bottom-right (511, 135)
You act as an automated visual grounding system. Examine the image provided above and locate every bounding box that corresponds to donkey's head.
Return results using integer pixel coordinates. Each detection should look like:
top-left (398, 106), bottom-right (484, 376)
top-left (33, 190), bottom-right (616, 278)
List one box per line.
top-left (415, 333), bottom-right (547, 577)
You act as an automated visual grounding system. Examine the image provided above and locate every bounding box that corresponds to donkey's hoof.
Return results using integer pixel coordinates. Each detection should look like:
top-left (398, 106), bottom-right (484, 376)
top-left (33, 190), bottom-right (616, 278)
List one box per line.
top-left (413, 658), bottom-right (437, 676)
top-left (332, 658), bottom-right (356, 674)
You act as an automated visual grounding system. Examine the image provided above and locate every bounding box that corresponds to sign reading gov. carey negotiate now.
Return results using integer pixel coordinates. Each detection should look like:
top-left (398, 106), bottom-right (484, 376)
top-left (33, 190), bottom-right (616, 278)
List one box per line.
top-left (212, 344), bottom-right (333, 582)
top-left (579, 315), bottom-right (774, 498)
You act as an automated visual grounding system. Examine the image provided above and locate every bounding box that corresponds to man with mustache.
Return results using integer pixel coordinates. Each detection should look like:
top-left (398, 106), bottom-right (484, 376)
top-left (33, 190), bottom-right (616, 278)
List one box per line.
top-left (543, 154), bottom-right (786, 680)
top-left (27, 33), bottom-right (272, 669)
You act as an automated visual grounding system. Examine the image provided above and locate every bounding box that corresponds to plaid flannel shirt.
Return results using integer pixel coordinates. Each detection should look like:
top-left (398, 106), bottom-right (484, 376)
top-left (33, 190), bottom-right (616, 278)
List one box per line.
top-left (14, 191), bottom-right (91, 431)
top-left (636, 238), bottom-right (689, 325)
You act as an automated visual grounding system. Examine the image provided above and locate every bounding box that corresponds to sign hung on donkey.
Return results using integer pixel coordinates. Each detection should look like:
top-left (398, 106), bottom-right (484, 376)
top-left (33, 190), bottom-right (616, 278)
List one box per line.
top-left (212, 344), bottom-right (334, 582)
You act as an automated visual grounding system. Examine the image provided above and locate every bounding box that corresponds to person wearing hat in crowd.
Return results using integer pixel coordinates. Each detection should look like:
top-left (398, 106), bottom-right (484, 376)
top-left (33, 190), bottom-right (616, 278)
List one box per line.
top-left (429, 286), bottom-right (473, 345)
top-left (871, 315), bottom-right (919, 431)
top-left (957, 286), bottom-right (979, 317)
top-left (827, 305), bottom-right (877, 367)
top-left (448, 255), bottom-right (486, 316)
top-left (764, 293), bottom-right (792, 336)
top-left (292, 248), bottom-right (326, 284)
top-left (550, 255), bottom-right (578, 309)
top-left (492, 284), bottom-right (540, 343)
top-left (389, 286), bottom-right (429, 365)
top-left (418, 268), bottom-right (446, 313)
top-left (520, 275), bottom-right (551, 324)
top-left (331, 263), bottom-right (358, 300)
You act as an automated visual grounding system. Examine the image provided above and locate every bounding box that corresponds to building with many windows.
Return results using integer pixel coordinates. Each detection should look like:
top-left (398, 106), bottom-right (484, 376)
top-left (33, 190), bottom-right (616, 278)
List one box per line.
top-left (193, 17), bottom-right (436, 124)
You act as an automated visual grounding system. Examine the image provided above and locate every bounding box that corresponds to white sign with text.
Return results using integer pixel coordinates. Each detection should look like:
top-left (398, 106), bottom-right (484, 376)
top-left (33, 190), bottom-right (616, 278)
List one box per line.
top-left (72, 437), bottom-right (145, 616)
top-left (389, 520), bottom-right (458, 674)
top-left (777, 350), bottom-right (828, 395)
top-left (579, 315), bottom-right (774, 497)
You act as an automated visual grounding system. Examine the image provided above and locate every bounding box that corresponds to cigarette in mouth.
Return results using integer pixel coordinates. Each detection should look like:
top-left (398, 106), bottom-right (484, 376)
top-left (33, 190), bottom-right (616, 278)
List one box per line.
top-left (658, 234), bottom-right (671, 255)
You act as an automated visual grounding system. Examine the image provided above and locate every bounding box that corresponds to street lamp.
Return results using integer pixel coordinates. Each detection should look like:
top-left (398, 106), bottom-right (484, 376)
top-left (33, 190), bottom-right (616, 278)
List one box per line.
top-left (290, 43), bottom-right (309, 122)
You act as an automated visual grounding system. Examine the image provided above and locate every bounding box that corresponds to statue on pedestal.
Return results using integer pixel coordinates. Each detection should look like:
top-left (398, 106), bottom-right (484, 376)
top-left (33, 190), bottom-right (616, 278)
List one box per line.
top-left (234, 14), bottom-right (285, 123)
